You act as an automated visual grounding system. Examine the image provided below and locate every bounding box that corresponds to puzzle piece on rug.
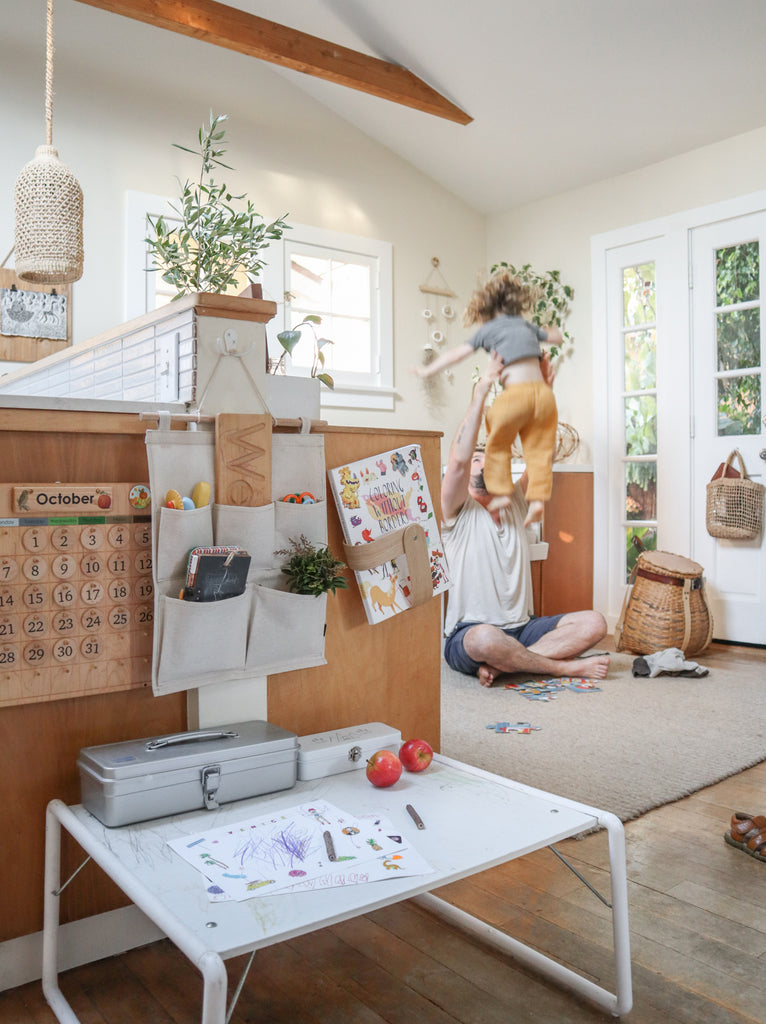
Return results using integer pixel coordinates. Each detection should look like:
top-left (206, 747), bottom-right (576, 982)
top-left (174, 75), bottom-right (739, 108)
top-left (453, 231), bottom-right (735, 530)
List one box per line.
top-left (486, 722), bottom-right (541, 734)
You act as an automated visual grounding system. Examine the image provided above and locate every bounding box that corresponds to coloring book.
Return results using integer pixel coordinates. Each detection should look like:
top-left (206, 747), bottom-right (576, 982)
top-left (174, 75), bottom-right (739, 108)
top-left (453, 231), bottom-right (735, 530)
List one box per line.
top-left (327, 445), bottom-right (450, 625)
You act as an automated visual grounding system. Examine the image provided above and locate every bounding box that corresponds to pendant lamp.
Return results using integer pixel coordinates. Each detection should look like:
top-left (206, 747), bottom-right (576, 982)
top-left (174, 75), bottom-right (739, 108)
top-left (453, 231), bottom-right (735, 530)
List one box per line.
top-left (14, 0), bottom-right (84, 285)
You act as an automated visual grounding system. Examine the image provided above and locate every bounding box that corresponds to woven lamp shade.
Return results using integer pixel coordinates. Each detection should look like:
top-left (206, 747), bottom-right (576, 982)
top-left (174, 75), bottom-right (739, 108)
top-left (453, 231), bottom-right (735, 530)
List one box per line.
top-left (14, 144), bottom-right (84, 285)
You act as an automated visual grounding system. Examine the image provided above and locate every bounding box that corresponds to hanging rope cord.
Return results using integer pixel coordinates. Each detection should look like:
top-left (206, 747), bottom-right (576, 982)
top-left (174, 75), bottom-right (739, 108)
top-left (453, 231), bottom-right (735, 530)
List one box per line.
top-left (45, 0), bottom-right (54, 147)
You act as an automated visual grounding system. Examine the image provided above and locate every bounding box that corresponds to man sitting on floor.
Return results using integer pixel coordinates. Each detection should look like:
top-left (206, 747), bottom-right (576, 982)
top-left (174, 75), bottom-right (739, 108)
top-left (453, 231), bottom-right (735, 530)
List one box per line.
top-left (441, 351), bottom-right (610, 687)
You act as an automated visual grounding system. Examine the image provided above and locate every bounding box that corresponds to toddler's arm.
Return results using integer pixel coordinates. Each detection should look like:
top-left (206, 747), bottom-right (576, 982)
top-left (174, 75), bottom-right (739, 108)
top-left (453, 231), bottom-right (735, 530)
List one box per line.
top-left (412, 341), bottom-right (473, 379)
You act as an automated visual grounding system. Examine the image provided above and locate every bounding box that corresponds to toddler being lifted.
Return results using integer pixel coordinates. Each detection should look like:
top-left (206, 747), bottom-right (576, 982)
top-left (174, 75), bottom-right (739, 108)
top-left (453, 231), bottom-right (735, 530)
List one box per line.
top-left (414, 269), bottom-right (561, 526)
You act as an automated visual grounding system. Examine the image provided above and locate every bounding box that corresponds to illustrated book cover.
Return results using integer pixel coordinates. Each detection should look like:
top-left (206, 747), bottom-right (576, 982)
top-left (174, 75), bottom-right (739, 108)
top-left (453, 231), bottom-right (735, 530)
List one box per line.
top-left (327, 445), bottom-right (450, 624)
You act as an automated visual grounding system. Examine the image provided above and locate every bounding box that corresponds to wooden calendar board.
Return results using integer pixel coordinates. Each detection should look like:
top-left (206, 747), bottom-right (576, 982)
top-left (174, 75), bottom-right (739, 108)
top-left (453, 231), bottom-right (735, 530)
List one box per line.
top-left (0, 482), bottom-right (153, 707)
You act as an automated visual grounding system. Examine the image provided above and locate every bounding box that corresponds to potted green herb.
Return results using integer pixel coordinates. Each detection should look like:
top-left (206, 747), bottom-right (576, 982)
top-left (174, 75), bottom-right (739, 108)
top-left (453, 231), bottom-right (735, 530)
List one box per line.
top-left (276, 535), bottom-right (348, 596)
top-left (145, 112), bottom-right (288, 296)
top-left (273, 315), bottom-right (335, 389)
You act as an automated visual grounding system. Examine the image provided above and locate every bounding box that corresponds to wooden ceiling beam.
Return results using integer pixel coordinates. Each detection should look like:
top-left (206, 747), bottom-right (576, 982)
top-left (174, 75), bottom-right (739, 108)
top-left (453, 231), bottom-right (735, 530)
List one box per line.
top-left (73, 0), bottom-right (472, 124)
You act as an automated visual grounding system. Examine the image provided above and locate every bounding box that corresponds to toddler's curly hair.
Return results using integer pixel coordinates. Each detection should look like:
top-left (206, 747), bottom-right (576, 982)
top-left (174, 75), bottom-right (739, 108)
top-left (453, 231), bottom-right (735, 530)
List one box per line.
top-left (463, 269), bottom-right (541, 326)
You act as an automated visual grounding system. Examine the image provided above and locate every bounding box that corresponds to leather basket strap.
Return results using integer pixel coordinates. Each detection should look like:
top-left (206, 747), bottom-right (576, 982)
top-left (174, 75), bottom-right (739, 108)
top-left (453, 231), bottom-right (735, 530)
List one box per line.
top-left (637, 567), bottom-right (703, 589)
top-left (343, 523), bottom-right (433, 607)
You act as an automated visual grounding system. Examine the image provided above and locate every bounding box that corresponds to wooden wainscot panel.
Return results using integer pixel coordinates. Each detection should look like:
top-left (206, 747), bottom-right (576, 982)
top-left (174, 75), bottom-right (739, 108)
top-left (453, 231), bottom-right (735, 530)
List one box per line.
top-left (267, 426), bottom-right (444, 751)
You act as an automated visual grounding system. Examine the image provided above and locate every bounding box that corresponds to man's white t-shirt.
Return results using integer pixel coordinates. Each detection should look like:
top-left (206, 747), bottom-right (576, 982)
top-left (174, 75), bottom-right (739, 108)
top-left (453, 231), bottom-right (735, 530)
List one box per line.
top-left (441, 491), bottom-right (533, 636)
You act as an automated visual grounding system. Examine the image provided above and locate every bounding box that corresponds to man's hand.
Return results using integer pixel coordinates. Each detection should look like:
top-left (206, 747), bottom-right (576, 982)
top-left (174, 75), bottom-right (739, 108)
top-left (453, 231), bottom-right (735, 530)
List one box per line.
top-left (540, 351), bottom-right (555, 387)
top-left (477, 350), bottom-right (504, 393)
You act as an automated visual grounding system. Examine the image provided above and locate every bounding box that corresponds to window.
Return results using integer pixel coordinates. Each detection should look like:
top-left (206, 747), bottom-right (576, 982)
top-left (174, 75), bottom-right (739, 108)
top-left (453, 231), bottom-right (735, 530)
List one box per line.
top-left (713, 240), bottom-right (761, 436)
top-left (262, 225), bottom-right (394, 410)
top-left (621, 261), bottom-right (657, 578)
top-left (124, 191), bottom-right (179, 319)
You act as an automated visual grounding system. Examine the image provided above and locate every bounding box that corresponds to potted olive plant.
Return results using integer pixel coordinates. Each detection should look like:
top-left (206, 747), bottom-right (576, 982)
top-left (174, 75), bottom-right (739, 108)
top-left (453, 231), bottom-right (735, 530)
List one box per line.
top-left (145, 112), bottom-right (288, 296)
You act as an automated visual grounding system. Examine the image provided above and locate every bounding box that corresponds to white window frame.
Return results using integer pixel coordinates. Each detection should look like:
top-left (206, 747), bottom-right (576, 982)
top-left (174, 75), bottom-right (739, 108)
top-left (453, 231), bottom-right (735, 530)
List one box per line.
top-left (124, 191), bottom-right (179, 320)
top-left (261, 224), bottom-right (394, 411)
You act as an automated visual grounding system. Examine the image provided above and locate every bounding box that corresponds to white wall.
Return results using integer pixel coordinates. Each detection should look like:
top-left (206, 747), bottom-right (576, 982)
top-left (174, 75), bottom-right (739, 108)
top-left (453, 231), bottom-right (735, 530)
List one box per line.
top-left (487, 124), bottom-right (766, 462)
top-left (0, 0), bottom-right (485, 450)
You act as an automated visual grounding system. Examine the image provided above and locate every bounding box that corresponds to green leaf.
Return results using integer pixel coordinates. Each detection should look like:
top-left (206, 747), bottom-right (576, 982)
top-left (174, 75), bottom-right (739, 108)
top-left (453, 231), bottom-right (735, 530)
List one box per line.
top-left (303, 314), bottom-right (322, 325)
top-left (277, 330), bottom-right (302, 355)
top-left (316, 372), bottom-right (334, 389)
top-left (316, 337), bottom-right (333, 349)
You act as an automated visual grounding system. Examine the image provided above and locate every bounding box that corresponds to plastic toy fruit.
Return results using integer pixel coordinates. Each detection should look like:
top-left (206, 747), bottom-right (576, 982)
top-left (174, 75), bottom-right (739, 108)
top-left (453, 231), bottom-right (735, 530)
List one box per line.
top-left (165, 488), bottom-right (184, 509)
top-left (366, 749), bottom-right (403, 788)
top-left (399, 738), bottom-right (433, 772)
top-left (192, 481), bottom-right (211, 508)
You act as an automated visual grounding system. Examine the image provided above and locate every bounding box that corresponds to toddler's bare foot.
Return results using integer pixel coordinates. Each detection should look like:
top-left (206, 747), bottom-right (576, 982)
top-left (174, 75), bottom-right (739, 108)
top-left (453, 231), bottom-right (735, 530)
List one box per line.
top-left (524, 500), bottom-right (544, 527)
top-left (488, 495), bottom-right (512, 512)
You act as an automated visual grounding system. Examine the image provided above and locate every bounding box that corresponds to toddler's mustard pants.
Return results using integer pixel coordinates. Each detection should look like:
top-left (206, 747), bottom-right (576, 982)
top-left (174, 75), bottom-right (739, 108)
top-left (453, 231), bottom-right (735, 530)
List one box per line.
top-left (483, 380), bottom-right (558, 501)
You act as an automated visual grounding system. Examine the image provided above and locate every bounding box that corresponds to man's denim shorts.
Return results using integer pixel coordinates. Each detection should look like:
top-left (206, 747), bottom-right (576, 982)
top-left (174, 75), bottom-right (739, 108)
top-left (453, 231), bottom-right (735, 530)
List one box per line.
top-left (443, 615), bottom-right (563, 676)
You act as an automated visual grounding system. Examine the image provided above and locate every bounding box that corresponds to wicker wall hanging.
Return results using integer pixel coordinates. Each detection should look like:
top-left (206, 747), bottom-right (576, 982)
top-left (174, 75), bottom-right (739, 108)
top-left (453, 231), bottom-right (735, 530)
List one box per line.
top-left (14, 0), bottom-right (84, 285)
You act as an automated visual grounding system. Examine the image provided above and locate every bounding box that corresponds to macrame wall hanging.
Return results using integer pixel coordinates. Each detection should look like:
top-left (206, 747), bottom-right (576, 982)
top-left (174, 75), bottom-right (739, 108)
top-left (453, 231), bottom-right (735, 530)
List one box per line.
top-left (419, 257), bottom-right (457, 382)
top-left (14, 0), bottom-right (84, 285)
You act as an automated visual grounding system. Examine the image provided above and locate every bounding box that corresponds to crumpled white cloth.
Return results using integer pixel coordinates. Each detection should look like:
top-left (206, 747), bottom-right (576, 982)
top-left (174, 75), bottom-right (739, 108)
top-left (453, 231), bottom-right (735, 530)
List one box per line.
top-left (632, 647), bottom-right (709, 678)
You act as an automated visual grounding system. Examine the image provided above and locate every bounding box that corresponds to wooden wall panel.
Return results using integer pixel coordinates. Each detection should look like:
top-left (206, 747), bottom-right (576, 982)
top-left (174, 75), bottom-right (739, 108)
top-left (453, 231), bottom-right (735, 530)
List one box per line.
top-left (1, 412), bottom-right (444, 944)
top-left (0, 409), bottom-right (185, 942)
top-left (539, 471), bottom-right (594, 615)
top-left (267, 427), bottom-right (443, 749)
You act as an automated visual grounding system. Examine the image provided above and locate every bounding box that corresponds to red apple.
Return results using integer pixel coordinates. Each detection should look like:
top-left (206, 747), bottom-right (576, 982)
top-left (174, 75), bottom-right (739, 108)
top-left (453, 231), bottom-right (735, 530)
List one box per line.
top-left (97, 493), bottom-right (111, 509)
top-left (366, 749), bottom-right (402, 788)
top-left (399, 738), bottom-right (433, 773)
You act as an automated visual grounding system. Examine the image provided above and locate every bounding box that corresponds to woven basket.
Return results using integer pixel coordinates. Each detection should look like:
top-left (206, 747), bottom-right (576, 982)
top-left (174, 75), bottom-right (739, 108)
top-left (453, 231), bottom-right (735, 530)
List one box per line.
top-left (614, 550), bottom-right (713, 657)
top-left (706, 449), bottom-right (764, 540)
top-left (14, 145), bottom-right (84, 285)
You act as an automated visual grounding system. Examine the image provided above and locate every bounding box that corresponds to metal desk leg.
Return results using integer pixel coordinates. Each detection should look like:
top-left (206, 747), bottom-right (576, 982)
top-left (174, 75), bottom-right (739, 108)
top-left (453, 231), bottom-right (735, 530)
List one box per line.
top-left (42, 803), bottom-right (80, 1024)
top-left (413, 811), bottom-right (633, 1018)
top-left (42, 801), bottom-right (229, 1024)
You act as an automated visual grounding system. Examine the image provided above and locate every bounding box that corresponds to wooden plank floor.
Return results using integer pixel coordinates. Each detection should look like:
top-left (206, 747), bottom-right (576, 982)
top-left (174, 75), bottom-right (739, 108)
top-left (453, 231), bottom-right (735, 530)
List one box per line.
top-left (3, 651), bottom-right (766, 1022)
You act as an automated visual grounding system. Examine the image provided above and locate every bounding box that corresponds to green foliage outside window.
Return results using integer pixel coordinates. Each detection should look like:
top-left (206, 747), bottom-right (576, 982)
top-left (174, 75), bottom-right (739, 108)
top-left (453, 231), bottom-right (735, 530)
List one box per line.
top-left (715, 241), bottom-right (761, 435)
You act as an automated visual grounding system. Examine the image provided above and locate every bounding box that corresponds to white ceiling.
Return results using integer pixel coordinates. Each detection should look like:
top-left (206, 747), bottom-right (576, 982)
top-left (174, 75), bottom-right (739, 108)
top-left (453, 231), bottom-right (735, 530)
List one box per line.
top-left (220, 0), bottom-right (766, 214)
top-left (11, 1), bottom-right (766, 215)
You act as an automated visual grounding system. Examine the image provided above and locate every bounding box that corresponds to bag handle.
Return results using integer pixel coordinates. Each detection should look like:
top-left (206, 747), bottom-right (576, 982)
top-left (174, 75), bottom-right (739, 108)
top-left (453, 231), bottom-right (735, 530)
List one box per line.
top-left (724, 448), bottom-right (750, 479)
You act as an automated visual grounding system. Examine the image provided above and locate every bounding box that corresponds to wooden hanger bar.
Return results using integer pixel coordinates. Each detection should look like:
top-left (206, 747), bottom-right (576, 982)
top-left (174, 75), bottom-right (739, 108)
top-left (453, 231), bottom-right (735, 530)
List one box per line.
top-left (138, 412), bottom-right (328, 431)
top-left (74, 0), bottom-right (472, 124)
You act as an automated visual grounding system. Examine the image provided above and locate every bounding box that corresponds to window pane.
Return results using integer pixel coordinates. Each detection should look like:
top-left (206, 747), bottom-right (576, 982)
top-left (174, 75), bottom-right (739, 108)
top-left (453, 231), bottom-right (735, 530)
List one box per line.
top-left (318, 317), bottom-right (372, 375)
top-left (624, 329), bottom-right (656, 390)
top-left (623, 262), bottom-right (656, 327)
top-left (626, 527), bottom-right (656, 581)
top-left (716, 308), bottom-right (760, 370)
top-left (717, 374), bottom-right (762, 435)
top-left (624, 395), bottom-right (657, 455)
top-left (625, 462), bottom-right (657, 520)
top-left (716, 241), bottom-right (759, 306)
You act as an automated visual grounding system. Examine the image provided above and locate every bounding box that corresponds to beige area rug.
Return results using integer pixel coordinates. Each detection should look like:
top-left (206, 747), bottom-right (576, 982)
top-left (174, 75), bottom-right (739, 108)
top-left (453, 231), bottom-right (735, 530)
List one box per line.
top-left (440, 642), bottom-right (766, 823)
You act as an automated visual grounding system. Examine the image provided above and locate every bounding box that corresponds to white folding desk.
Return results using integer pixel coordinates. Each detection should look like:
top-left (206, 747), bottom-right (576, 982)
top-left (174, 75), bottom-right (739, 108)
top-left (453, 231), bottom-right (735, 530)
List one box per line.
top-left (43, 754), bottom-right (632, 1022)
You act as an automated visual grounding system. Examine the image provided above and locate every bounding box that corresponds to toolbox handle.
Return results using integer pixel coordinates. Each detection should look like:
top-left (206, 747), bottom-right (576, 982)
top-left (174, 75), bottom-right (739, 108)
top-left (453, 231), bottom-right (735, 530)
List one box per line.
top-left (145, 729), bottom-right (239, 751)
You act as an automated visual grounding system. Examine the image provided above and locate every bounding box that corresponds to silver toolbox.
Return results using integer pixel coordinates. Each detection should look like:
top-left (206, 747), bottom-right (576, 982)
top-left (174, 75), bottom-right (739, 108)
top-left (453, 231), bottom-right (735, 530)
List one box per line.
top-left (78, 720), bottom-right (298, 827)
top-left (297, 721), bottom-right (401, 781)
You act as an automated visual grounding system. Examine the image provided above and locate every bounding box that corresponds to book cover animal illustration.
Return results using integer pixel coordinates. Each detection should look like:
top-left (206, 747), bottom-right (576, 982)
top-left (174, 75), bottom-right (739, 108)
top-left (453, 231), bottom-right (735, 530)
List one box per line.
top-left (328, 445), bottom-right (450, 624)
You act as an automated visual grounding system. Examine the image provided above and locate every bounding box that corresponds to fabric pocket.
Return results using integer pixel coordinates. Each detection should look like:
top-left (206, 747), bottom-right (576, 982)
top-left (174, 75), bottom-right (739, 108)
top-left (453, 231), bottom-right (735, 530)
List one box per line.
top-left (155, 590), bottom-right (249, 692)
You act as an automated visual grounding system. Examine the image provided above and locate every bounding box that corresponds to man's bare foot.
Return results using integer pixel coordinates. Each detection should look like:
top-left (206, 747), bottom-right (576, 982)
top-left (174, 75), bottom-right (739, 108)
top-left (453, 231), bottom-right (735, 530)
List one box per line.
top-left (478, 664), bottom-right (496, 687)
top-left (488, 495), bottom-right (512, 512)
top-left (524, 499), bottom-right (544, 527)
top-left (572, 654), bottom-right (610, 679)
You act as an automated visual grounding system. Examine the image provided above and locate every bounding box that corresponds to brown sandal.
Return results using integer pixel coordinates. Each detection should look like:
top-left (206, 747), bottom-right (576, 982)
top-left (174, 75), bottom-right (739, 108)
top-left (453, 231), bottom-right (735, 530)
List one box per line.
top-left (745, 831), bottom-right (766, 862)
top-left (724, 811), bottom-right (766, 851)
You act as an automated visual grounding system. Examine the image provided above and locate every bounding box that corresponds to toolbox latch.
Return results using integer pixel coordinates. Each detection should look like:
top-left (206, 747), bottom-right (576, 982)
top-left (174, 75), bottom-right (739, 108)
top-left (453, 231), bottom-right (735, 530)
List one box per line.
top-left (348, 745), bottom-right (362, 763)
top-left (201, 764), bottom-right (222, 809)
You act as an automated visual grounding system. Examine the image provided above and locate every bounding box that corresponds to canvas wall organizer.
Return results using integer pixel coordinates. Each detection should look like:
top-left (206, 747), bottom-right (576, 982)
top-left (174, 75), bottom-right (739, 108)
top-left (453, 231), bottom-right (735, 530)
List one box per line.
top-left (145, 418), bottom-right (328, 696)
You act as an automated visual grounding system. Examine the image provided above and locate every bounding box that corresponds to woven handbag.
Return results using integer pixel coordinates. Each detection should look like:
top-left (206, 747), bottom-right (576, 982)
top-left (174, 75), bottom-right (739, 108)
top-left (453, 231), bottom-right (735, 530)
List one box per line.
top-left (706, 449), bottom-right (764, 540)
top-left (614, 550), bottom-right (713, 656)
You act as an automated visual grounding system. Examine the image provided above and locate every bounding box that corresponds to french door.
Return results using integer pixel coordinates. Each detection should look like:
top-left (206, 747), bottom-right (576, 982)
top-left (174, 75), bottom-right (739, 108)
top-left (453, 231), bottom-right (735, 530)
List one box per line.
top-left (690, 213), bottom-right (766, 643)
